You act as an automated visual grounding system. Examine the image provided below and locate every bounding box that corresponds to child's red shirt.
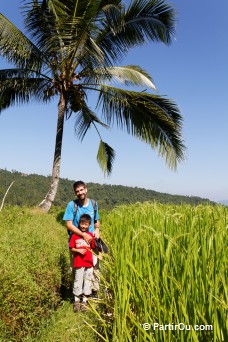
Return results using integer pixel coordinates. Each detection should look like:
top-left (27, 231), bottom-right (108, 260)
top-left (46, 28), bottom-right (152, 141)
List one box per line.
top-left (69, 233), bottom-right (95, 268)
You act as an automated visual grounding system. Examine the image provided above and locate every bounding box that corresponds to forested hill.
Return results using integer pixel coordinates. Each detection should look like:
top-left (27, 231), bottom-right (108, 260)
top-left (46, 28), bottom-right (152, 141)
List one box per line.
top-left (0, 169), bottom-right (215, 210)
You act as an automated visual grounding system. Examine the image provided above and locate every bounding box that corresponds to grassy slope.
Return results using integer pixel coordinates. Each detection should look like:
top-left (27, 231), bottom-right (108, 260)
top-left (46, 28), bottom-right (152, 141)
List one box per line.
top-left (0, 206), bottom-right (96, 342)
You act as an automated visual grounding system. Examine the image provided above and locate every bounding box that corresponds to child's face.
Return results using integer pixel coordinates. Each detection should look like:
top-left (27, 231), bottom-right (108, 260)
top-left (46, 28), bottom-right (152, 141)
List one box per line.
top-left (79, 221), bottom-right (90, 232)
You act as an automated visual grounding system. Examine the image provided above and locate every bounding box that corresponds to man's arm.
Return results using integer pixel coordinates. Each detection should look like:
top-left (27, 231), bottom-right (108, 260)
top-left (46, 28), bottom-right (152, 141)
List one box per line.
top-left (66, 220), bottom-right (92, 243)
top-left (94, 219), bottom-right (100, 239)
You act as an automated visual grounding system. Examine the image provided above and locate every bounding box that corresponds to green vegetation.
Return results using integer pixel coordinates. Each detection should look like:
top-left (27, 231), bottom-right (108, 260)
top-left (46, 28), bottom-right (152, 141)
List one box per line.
top-left (0, 169), bottom-right (215, 210)
top-left (1, 202), bottom-right (227, 341)
top-left (96, 203), bottom-right (228, 341)
top-left (0, 207), bottom-right (71, 341)
top-left (32, 301), bottom-right (97, 342)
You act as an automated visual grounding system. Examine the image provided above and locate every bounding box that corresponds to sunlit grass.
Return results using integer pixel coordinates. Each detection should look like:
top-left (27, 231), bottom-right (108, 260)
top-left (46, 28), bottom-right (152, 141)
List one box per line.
top-left (93, 202), bottom-right (228, 341)
top-left (31, 301), bottom-right (97, 342)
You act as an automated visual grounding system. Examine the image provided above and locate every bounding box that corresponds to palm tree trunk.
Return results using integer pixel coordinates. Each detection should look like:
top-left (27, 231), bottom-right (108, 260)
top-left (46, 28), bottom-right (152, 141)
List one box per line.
top-left (38, 95), bottom-right (65, 212)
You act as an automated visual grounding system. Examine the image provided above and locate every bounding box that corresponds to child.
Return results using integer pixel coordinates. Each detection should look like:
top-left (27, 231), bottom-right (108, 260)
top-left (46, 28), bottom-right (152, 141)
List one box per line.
top-left (69, 214), bottom-right (95, 312)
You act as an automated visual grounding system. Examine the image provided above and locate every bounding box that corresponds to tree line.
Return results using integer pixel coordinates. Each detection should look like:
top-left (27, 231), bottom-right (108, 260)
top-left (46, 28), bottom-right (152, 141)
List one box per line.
top-left (0, 169), bottom-right (215, 210)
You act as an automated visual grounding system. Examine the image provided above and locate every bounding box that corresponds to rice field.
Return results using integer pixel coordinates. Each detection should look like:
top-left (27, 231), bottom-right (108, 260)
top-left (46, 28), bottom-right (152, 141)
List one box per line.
top-left (92, 202), bottom-right (227, 342)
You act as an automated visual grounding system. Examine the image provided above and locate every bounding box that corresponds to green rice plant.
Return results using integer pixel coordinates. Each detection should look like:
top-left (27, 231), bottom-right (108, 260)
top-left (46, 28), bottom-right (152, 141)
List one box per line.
top-left (92, 202), bottom-right (227, 342)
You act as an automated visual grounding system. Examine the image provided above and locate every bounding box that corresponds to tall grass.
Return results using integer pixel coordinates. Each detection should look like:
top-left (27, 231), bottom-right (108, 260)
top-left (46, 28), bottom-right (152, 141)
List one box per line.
top-left (94, 202), bottom-right (227, 341)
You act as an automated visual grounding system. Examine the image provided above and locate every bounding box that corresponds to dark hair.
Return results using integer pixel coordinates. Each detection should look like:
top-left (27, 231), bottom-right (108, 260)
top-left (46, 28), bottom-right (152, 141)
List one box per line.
top-left (79, 214), bottom-right (91, 224)
top-left (73, 181), bottom-right (86, 191)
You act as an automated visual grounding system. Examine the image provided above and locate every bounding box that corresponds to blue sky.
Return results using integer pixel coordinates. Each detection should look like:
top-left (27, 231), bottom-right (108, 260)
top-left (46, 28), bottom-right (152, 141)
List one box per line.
top-left (0, 0), bottom-right (227, 202)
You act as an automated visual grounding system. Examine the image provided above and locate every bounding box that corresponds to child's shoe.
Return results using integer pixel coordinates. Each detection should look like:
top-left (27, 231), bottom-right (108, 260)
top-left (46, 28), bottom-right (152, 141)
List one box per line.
top-left (81, 296), bottom-right (89, 311)
top-left (80, 301), bottom-right (88, 312)
top-left (73, 301), bottom-right (81, 312)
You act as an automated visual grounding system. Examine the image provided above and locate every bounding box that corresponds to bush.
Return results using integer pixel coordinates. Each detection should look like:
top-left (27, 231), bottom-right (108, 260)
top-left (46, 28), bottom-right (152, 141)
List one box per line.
top-left (0, 206), bottom-right (71, 341)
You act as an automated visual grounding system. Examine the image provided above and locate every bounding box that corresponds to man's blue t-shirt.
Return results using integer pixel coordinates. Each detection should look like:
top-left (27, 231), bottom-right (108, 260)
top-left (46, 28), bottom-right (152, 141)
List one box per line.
top-left (63, 199), bottom-right (99, 235)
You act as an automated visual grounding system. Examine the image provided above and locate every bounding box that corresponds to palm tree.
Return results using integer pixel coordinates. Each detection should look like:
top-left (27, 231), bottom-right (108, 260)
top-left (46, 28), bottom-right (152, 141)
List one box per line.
top-left (0, 0), bottom-right (185, 212)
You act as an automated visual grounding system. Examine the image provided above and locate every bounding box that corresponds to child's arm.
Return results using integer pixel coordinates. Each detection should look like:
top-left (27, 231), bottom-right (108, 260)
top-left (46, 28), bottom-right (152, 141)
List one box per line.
top-left (70, 247), bottom-right (87, 255)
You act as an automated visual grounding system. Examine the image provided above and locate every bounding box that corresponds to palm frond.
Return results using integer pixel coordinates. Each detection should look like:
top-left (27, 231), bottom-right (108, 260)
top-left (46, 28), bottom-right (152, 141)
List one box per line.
top-left (124, 0), bottom-right (176, 44)
top-left (81, 65), bottom-right (156, 90)
top-left (23, 0), bottom-right (62, 58)
top-left (97, 140), bottom-right (115, 176)
top-left (74, 102), bottom-right (109, 141)
top-left (0, 76), bottom-right (51, 111)
top-left (64, 2), bottom-right (114, 70)
top-left (0, 13), bottom-right (43, 70)
top-left (0, 68), bottom-right (34, 79)
top-left (97, 0), bottom-right (176, 62)
top-left (108, 65), bottom-right (156, 89)
top-left (97, 85), bottom-right (185, 169)
top-left (23, 0), bottom-right (113, 73)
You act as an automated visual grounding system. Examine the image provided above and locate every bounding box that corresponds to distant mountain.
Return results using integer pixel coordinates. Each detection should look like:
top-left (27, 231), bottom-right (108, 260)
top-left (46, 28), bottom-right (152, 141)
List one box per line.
top-left (0, 168), bottom-right (216, 210)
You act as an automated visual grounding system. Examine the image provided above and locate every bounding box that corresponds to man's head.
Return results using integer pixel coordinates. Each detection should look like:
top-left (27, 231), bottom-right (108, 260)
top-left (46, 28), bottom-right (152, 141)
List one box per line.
top-left (73, 181), bottom-right (87, 201)
top-left (78, 214), bottom-right (91, 232)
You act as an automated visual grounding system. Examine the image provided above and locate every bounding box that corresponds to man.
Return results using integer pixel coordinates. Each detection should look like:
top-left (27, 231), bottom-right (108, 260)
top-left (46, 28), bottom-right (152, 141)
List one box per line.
top-left (63, 180), bottom-right (101, 296)
top-left (63, 180), bottom-right (100, 243)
